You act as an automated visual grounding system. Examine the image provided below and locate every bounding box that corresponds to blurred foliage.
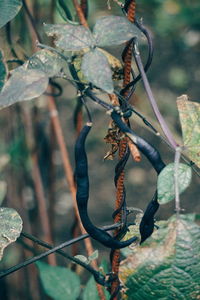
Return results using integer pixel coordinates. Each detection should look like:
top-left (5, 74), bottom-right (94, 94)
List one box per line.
top-left (0, 1), bottom-right (199, 299)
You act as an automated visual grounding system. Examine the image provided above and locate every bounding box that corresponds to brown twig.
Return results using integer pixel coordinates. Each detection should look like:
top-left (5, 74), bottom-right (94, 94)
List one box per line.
top-left (47, 91), bottom-right (106, 300)
top-left (23, 106), bottom-right (56, 266)
top-left (80, 0), bottom-right (88, 18)
top-left (111, 2), bottom-right (136, 299)
top-left (128, 140), bottom-right (141, 162)
top-left (72, 0), bottom-right (89, 28)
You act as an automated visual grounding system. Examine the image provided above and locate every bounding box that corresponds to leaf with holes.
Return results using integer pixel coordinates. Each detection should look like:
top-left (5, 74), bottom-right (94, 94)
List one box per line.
top-left (119, 215), bottom-right (200, 300)
top-left (0, 207), bottom-right (23, 261)
top-left (44, 24), bottom-right (95, 51)
top-left (0, 68), bottom-right (48, 109)
top-left (177, 95), bottom-right (200, 168)
top-left (93, 16), bottom-right (140, 47)
top-left (157, 163), bottom-right (192, 204)
top-left (81, 48), bottom-right (114, 93)
top-left (0, 50), bottom-right (7, 92)
top-left (0, 0), bottom-right (22, 28)
top-left (36, 261), bottom-right (80, 300)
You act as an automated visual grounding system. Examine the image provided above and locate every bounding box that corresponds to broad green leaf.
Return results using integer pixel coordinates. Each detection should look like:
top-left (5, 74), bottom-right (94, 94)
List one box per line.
top-left (81, 48), bottom-right (114, 93)
top-left (177, 95), bottom-right (200, 167)
top-left (119, 215), bottom-right (200, 300)
top-left (157, 163), bottom-right (192, 204)
top-left (36, 261), bottom-right (80, 300)
top-left (0, 68), bottom-right (48, 109)
top-left (24, 49), bottom-right (68, 77)
top-left (0, 50), bottom-right (7, 91)
top-left (93, 16), bottom-right (140, 47)
top-left (0, 207), bottom-right (22, 261)
top-left (83, 277), bottom-right (110, 300)
top-left (0, 0), bottom-right (22, 28)
top-left (44, 24), bottom-right (95, 51)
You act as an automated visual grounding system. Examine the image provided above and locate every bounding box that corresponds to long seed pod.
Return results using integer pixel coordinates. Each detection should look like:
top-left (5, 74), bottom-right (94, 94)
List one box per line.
top-left (109, 111), bottom-right (166, 243)
top-left (75, 123), bottom-right (137, 249)
top-left (110, 111), bottom-right (165, 173)
top-left (139, 191), bottom-right (159, 243)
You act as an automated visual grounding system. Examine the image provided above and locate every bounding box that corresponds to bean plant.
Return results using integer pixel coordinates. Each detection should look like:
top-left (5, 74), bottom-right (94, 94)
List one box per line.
top-left (0, 0), bottom-right (199, 299)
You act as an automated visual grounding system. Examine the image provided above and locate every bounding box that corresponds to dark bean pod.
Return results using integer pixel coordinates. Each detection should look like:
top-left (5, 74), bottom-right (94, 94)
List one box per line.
top-left (75, 123), bottom-right (137, 249)
top-left (110, 110), bottom-right (166, 243)
top-left (110, 111), bottom-right (165, 173)
top-left (139, 192), bottom-right (159, 244)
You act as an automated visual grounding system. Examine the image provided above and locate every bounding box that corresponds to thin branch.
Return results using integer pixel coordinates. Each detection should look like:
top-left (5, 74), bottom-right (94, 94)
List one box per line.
top-left (0, 224), bottom-right (120, 281)
top-left (22, 106), bottom-right (56, 266)
top-left (174, 147), bottom-right (181, 217)
top-left (72, 0), bottom-right (89, 28)
top-left (133, 41), bottom-right (178, 149)
top-left (20, 233), bottom-right (104, 284)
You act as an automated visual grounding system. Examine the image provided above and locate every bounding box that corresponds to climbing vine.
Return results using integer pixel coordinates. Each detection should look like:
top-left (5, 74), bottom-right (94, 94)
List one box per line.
top-left (0, 1), bottom-right (199, 299)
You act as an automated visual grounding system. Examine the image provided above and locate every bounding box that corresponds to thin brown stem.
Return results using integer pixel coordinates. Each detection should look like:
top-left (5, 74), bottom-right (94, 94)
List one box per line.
top-left (111, 2), bottom-right (136, 299)
top-left (72, 0), bottom-right (89, 28)
top-left (23, 106), bottom-right (56, 266)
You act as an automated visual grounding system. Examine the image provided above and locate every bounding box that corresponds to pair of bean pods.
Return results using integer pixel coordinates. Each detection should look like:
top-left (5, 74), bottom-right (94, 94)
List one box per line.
top-left (75, 107), bottom-right (165, 249)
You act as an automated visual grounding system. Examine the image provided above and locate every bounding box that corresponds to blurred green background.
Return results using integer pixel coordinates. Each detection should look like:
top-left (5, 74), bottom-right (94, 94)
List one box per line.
top-left (0, 0), bottom-right (199, 299)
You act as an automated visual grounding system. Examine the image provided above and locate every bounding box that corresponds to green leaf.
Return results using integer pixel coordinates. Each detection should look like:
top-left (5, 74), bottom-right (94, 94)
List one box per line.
top-left (119, 215), bottom-right (200, 300)
top-left (177, 95), bottom-right (200, 168)
top-left (74, 254), bottom-right (89, 264)
top-left (0, 50), bottom-right (7, 92)
top-left (157, 163), bottom-right (192, 204)
top-left (44, 24), bottom-right (95, 51)
top-left (81, 48), bottom-right (114, 93)
top-left (83, 277), bottom-right (110, 300)
top-left (24, 49), bottom-right (67, 77)
top-left (93, 16), bottom-right (140, 47)
top-left (0, 0), bottom-right (22, 28)
top-left (0, 207), bottom-right (22, 261)
top-left (0, 68), bottom-right (48, 109)
top-left (36, 261), bottom-right (80, 300)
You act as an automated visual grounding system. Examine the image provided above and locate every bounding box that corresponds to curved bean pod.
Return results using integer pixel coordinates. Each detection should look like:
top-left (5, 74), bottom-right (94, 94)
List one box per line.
top-left (75, 122), bottom-right (137, 249)
top-left (110, 110), bottom-right (166, 243)
top-left (110, 111), bottom-right (165, 173)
